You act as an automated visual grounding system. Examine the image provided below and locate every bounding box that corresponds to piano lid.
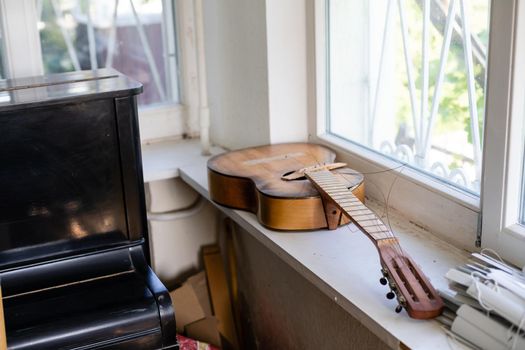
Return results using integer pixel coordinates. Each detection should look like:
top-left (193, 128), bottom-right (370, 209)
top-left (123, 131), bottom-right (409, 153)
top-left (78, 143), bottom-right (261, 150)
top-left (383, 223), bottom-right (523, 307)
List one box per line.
top-left (0, 68), bottom-right (142, 112)
top-left (0, 70), bottom-right (147, 270)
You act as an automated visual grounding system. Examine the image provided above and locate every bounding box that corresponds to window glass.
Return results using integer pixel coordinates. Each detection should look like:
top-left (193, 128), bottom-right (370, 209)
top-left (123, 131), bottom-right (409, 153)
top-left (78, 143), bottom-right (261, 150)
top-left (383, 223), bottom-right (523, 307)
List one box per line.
top-left (520, 99), bottom-right (525, 225)
top-left (327, 0), bottom-right (490, 194)
top-left (37, 0), bottom-right (178, 106)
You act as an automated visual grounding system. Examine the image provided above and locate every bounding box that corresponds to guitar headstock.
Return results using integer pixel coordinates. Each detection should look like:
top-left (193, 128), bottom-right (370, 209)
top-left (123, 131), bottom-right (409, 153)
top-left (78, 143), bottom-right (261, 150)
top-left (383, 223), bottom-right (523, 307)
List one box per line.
top-left (377, 241), bottom-right (443, 319)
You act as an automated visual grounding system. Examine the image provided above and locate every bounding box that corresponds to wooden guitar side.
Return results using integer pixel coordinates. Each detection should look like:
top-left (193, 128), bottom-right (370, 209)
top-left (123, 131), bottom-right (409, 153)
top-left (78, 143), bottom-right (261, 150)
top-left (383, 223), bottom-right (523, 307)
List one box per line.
top-left (207, 143), bottom-right (365, 231)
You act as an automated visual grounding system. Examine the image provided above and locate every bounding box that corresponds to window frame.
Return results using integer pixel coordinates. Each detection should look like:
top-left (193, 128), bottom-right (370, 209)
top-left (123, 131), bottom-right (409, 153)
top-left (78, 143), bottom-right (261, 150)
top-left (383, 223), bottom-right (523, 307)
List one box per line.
top-left (310, 0), bottom-right (525, 258)
top-left (0, 0), bottom-right (199, 143)
top-left (481, 0), bottom-right (525, 267)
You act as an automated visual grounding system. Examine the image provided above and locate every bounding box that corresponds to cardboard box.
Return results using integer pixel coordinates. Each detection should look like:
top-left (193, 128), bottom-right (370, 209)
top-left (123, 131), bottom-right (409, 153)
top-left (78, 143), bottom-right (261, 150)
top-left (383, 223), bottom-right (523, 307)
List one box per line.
top-left (202, 246), bottom-right (239, 350)
top-left (169, 272), bottom-right (221, 347)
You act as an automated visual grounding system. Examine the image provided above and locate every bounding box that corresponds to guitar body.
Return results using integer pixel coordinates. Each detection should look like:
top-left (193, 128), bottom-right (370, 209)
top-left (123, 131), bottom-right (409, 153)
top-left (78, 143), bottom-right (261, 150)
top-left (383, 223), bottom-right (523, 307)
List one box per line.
top-left (207, 143), bottom-right (365, 230)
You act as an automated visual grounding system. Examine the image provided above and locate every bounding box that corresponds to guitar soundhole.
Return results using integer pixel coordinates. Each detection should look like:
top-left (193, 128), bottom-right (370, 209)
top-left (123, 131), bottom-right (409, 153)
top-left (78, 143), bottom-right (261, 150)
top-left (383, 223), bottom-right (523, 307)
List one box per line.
top-left (282, 170), bottom-right (306, 181)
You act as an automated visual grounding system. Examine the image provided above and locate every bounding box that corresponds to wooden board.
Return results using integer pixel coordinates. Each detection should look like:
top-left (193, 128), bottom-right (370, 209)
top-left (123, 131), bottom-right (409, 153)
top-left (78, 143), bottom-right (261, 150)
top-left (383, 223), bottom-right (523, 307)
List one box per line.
top-left (203, 245), bottom-right (239, 349)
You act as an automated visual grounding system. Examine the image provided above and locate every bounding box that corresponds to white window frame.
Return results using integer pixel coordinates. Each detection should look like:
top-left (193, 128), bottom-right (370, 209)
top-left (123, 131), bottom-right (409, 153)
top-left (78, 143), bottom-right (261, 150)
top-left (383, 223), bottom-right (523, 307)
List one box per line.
top-left (481, 0), bottom-right (525, 267)
top-left (0, 0), bottom-right (201, 143)
top-left (310, 0), bottom-right (525, 259)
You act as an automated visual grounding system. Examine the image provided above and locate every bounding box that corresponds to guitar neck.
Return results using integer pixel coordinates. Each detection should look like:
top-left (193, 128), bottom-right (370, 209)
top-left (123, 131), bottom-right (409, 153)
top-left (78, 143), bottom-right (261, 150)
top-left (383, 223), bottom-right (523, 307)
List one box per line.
top-left (306, 168), bottom-right (443, 319)
top-left (305, 169), bottom-right (395, 244)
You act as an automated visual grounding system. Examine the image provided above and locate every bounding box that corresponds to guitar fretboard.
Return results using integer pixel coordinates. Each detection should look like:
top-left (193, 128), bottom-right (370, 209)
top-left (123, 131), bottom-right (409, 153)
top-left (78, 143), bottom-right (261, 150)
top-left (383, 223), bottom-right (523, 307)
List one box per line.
top-left (306, 169), bottom-right (394, 242)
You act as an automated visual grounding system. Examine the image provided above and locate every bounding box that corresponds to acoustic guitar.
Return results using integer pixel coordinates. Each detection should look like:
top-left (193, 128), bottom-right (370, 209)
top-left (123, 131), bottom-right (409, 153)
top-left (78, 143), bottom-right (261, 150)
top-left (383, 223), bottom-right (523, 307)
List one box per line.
top-left (207, 143), bottom-right (443, 319)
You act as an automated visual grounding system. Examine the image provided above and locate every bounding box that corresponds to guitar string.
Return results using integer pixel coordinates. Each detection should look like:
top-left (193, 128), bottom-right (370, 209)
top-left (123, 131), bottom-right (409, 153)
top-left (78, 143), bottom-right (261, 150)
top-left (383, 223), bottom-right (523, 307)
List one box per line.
top-left (333, 165), bottom-right (406, 257)
top-left (242, 149), bottom-right (422, 303)
top-left (332, 167), bottom-right (415, 300)
top-left (281, 150), bottom-right (403, 242)
top-left (295, 153), bottom-right (433, 303)
top-left (340, 168), bottom-right (407, 258)
top-left (324, 166), bottom-right (409, 256)
top-left (288, 151), bottom-right (405, 255)
top-left (286, 152), bottom-right (415, 298)
top-left (288, 150), bottom-right (402, 236)
top-left (385, 166), bottom-right (407, 257)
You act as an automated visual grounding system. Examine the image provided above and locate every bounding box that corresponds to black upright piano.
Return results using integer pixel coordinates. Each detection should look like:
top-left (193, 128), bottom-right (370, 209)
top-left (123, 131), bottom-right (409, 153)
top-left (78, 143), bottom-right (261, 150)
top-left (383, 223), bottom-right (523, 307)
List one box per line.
top-left (0, 69), bottom-right (177, 349)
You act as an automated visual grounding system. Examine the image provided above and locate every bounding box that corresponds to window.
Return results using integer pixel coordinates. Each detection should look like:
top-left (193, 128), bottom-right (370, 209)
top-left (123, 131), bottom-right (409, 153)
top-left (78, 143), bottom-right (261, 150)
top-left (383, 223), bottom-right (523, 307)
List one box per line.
top-left (314, 0), bottom-right (525, 265)
top-left (326, 0), bottom-right (489, 195)
top-left (37, 0), bottom-right (179, 107)
top-left (0, 0), bottom-right (200, 142)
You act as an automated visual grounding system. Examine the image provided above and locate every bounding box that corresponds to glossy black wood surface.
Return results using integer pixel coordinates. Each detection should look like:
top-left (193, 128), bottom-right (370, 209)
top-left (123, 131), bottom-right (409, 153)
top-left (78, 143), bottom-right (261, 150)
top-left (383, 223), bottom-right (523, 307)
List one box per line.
top-left (0, 98), bottom-right (128, 268)
top-left (0, 69), bottom-right (177, 349)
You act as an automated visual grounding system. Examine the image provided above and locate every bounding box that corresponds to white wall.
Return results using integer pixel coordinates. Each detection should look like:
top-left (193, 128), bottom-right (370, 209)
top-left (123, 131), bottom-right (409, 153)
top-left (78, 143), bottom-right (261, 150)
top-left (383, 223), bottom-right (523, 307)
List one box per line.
top-left (203, 0), bottom-right (309, 150)
top-left (203, 0), bottom-right (271, 149)
top-left (266, 0), bottom-right (309, 144)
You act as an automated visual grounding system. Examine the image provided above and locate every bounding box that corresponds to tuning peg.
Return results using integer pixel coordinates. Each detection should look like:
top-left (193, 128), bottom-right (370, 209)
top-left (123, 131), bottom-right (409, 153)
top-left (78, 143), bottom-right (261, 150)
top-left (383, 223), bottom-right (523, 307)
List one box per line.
top-left (386, 291), bottom-right (395, 300)
top-left (395, 305), bottom-right (403, 313)
top-left (379, 277), bottom-right (387, 285)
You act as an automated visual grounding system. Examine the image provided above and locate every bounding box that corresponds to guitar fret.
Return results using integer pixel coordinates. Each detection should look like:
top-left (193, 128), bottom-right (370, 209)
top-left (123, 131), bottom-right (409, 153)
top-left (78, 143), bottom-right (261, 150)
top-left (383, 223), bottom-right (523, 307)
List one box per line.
top-left (358, 221), bottom-right (389, 233)
top-left (330, 193), bottom-right (351, 199)
top-left (370, 233), bottom-right (393, 240)
top-left (313, 178), bottom-right (337, 182)
top-left (344, 208), bottom-right (369, 216)
top-left (337, 197), bottom-right (360, 202)
top-left (340, 203), bottom-right (366, 210)
top-left (320, 185), bottom-right (342, 189)
top-left (325, 188), bottom-right (349, 193)
top-left (339, 199), bottom-right (363, 206)
top-left (319, 184), bottom-right (343, 189)
top-left (363, 224), bottom-right (389, 233)
top-left (338, 197), bottom-right (362, 203)
top-left (356, 218), bottom-right (382, 224)
top-left (350, 214), bottom-right (376, 221)
top-left (339, 201), bottom-right (362, 207)
top-left (319, 182), bottom-right (346, 186)
top-left (346, 209), bottom-right (370, 216)
top-left (328, 192), bottom-right (352, 198)
top-left (324, 187), bottom-right (348, 192)
top-left (308, 169), bottom-right (395, 242)
top-left (310, 176), bottom-right (335, 182)
top-left (338, 201), bottom-right (362, 207)
top-left (342, 203), bottom-right (363, 209)
top-left (341, 203), bottom-right (367, 211)
top-left (341, 202), bottom-right (367, 209)
top-left (359, 221), bottom-right (383, 227)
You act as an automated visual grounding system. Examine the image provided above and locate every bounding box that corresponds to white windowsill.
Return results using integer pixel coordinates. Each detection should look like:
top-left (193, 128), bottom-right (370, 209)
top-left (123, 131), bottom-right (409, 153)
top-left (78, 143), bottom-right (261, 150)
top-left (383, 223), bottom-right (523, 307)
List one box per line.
top-left (140, 139), bottom-right (469, 349)
top-left (141, 138), bottom-right (223, 183)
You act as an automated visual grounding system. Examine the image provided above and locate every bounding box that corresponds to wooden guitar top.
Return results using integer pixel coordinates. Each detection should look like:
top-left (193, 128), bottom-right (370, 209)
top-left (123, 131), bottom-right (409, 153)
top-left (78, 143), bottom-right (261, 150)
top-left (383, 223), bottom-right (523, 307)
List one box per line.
top-left (207, 143), bottom-right (364, 230)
